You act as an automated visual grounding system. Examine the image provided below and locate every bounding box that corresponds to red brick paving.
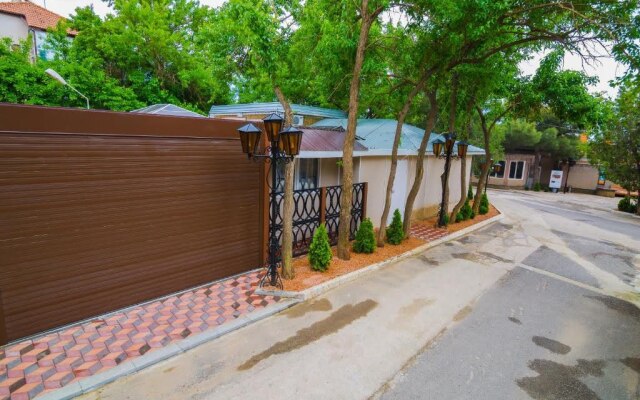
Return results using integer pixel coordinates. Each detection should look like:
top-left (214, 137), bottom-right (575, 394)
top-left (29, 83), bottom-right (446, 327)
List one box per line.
top-left (410, 224), bottom-right (449, 242)
top-left (0, 270), bottom-right (279, 399)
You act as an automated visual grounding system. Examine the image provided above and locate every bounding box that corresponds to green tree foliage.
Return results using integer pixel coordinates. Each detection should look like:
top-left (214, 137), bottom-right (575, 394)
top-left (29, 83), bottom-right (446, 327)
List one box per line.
top-left (352, 218), bottom-right (376, 254)
top-left (618, 197), bottom-right (637, 213)
top-left (386, 209), bottom-right (405, 245)
top-left (308, 224), bottom-right (332, 271)
top-left (0, 37), bottom-right (142, 110)
top-left (589, 82), bottom-right (640, 214)
top-left (467, 184), bottom-right (473, 201)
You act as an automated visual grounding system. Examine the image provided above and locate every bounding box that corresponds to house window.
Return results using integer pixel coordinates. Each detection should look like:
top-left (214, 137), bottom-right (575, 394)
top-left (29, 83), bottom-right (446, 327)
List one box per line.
top-left (490, 161), bottom-right (506, 178)
top-left (273, 159), bottom-right (319, 191)
top-left (508, 161), bottom-right (525, 180)
top-left (296, 159), bottom-right (318, 189)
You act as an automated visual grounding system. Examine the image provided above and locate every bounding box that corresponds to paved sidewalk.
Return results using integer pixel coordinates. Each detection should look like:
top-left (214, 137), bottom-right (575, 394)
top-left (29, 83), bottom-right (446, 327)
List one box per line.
top-left (0, 270), bottom-right (281, 400)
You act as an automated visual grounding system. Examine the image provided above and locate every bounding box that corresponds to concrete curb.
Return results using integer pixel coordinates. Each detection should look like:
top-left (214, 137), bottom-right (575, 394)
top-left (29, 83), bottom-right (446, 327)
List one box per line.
top-left (37, 299), bottom-right (299, 400)
top-left (263, 210), bottom-right (505, 301)
top-left (612, 209), bottom-right (640, 220)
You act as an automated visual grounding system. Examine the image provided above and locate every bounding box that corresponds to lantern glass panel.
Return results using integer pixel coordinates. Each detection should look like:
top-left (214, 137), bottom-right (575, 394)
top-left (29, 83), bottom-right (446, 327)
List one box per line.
top-left (263, 113), bottom-right (284, 143)
top-left (432, 139), bottom-right (444, 156)
top-left (237, 123), bottom-right (262, 155)
top-left (457, 141), bottom-right (468, 158)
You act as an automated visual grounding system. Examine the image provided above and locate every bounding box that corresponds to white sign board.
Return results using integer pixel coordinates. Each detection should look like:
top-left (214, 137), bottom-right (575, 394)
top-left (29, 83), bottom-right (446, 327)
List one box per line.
top-left (549, 170), bottom-right (563, 189)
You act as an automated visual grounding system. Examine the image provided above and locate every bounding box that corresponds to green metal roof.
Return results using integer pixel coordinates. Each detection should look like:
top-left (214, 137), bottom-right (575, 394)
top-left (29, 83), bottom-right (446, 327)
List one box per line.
top-left (311, 118), bottom-right (485, 155)
top-left (209, 102), bottom-right (346, 119)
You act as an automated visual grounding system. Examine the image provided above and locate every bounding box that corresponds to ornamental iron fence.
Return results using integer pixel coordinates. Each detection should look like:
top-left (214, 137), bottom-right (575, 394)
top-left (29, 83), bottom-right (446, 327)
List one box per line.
top-left (271, 182), bottom-right (368, 257)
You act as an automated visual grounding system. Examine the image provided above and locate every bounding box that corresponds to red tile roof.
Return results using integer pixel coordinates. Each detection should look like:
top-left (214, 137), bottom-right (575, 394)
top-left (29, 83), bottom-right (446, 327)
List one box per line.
top-left (0, 1), bottom-right (75, 35)
top-left (300, 127), bottom-right (368, 152)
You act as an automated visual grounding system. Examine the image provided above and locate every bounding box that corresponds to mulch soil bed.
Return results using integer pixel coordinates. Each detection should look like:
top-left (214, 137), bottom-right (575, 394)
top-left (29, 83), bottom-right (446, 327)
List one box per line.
top-left (281, 204), bottom-right (500, 292)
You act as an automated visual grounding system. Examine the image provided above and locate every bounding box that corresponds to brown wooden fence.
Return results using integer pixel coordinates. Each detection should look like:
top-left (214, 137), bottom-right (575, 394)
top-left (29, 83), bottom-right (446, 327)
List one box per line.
top-left (0, 104), bottom-right (266, 344)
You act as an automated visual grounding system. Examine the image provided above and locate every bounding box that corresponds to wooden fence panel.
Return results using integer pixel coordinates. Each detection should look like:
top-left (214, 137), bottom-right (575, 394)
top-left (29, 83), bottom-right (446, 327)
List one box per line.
top-left (0, 104), bottom-right (264, 344)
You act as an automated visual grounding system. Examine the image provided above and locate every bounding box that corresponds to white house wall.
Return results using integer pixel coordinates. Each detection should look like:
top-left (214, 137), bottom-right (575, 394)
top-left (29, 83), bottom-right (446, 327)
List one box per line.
top-left (0, 13), bottom-right (29, 45)
top-left (359, 155), bottom-right (474, 228)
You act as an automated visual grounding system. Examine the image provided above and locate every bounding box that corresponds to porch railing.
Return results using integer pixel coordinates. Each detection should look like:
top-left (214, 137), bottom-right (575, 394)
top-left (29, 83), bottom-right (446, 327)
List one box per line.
top-left (271, 182), bottom-right (368, 257)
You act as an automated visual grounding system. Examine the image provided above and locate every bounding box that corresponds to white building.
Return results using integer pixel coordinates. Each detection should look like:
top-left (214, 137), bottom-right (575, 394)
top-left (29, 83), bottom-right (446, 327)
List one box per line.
top-left (0, 0), bottom-right (75, 62)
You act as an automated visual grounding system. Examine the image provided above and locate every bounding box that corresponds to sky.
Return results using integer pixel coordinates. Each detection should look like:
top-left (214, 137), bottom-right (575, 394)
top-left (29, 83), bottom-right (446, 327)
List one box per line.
top-left (34, 0), bottom-right (624, 98)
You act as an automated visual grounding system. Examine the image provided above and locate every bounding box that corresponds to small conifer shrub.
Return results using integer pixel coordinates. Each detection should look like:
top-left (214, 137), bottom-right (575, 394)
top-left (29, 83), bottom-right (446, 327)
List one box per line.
top-left (467, 185), bottom-right (474, 201)
top-left (479, 193), bottom-right (490, 215)
top-left (461, 199), bottom-right (473, 220)
top-left (386, 209), bottom-right (405, 245)
top-left (353, 218), bottom-right (376, 253)
top-left (309, 224), bottom-right (332, 271)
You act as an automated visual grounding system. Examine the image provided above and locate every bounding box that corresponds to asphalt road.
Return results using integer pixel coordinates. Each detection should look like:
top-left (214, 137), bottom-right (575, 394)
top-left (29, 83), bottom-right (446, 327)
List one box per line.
top-left (379, 190), bottom-right (640, 400)
top-left (79, 189), bottom-right (639, 400)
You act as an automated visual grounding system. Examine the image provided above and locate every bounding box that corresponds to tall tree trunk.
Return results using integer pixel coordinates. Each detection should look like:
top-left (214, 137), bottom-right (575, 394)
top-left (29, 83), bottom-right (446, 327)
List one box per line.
top-left (377, 72), bottom-right (430, 246)
top-left (473, 106), bottom-right (492, 213)
top-left (439, 74), bottom-right (458, 224)
top-left (274, 86), bottom-right (295, 280)
top-left (403, 89), bottom-right (438, 235)
top-left (450, 157), bottom-right (467, 221)
top-left (337, 0), bottom-right (382, 260)
top-left (450, 96), bottom-right (474, 220)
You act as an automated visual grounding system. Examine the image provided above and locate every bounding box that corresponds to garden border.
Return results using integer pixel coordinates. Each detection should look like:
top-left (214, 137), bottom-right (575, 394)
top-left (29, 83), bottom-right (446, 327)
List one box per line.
top-left (257, 207), bottom-right (505, 300)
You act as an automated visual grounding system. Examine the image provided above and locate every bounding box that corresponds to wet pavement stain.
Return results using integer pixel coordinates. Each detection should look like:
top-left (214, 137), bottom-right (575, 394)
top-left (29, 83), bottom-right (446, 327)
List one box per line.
top-left (417, 255), bottom-right (440, 266)
top-left (452, 252), bottom-right (479, 262)
top-left (478, 251), bottom-right (512, 263)
top-left (586, 295), bottom-right (640, 319)
top-left (517, 359), bottom-right (605, 400)
top-left (508, 317), bottom-right (522, 325)
top-left (445, 242), bottom-right (455, 247)
top-left (621, 357), bottom-right (640, 374)
top-left (237, 300), bottom-right (378, 371)
top-left (453, 306), bottom-right (473, 322)
top-left (532, 336), bottom-right (571, 355)
top-left (284, 298), bottom-right (332, 318)
top-left (398, 298), bottom-right (435, 319)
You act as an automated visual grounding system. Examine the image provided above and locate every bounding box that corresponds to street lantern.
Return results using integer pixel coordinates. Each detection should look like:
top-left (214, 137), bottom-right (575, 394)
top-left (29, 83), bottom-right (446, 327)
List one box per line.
top-left (444, 133), bottom-right (457, 154)
top-left (237, 123), bottom-right (262, 156)
top-left (263, 113), bottom-right (284, 144)
top-left (457, 141), bottom-right (469, 159)
top-left (280, 126), bottom-right (303, 157)
top-left (485, 160), bottom-right (501, 194)
top-left (432, 138), bottom-right (445, 157)
top-left (236, 113), bottom-right (303, 290)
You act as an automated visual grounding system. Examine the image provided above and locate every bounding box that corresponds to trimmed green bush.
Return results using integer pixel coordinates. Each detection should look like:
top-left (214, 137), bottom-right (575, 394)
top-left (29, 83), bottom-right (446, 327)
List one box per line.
top-left (353, 218), bottom-right (376, 253)
top-left (442, 213), bottom-right (450, 226)
top-left (455, 212), bottom-right (464, 222)
top-left (618, 196), bottom-right (637, 213)
top-left (386, 209), bottom-right (405, 245)
top-left (470, 209), bottom-right (476, 219)
top-left (467, 185), bottom-right (474, 201)
top-left (461, 199), bottom-right (473, 220)
top-left (479, 193), bottom-right (490, 215)
top-left (309, 223), bottom-right (332, 271)
top-left (533, 182), bottom-right (542, 192)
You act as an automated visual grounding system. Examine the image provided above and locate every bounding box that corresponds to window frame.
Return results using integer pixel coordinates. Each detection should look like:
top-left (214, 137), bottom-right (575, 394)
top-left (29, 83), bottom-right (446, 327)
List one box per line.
top-left (508, 160), bottom-right (525, 180)
top-left (295, 158), bottom-right (319, 190)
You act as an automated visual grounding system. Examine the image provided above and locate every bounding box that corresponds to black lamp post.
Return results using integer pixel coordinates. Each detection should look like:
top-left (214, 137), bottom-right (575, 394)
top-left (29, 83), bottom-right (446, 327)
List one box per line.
top-left (485, 161), bottom-right (502, 194)
top-left (432, 133), bottom-right (468, 227)
top-left (237, 113), bottom-right (302, 290)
